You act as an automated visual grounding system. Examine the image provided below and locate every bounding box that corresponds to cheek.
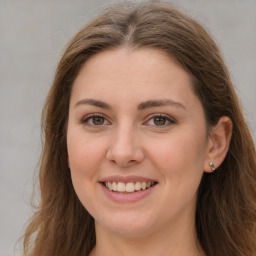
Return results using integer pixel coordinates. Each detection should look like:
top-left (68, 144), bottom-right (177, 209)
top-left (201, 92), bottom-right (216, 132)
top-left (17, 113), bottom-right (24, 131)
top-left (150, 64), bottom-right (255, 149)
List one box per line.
top-left (67, 131), bottom-right (104, 203)
top-left (67, 134), bottom-right (103, 215)
top-left (67, 131), bottom-right (106, 177)
top-left (147, 131), bottom-right (207, 191)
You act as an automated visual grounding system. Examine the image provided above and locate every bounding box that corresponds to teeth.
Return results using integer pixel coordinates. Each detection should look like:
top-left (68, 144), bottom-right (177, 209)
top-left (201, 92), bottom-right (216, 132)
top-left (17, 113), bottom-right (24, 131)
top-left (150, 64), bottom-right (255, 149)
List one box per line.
top-left (117, 182), bottom-right (126, 192)
top-left (112, 182), bottom-right (117, 191)
top-left (134, 181), bottom-right (141, 190)
top-left (104, 181), bottom-right (155, 193)
top-left (107, 181), bottom-right (112, 190)
top-left (126, 182), bottom-right (134, 192)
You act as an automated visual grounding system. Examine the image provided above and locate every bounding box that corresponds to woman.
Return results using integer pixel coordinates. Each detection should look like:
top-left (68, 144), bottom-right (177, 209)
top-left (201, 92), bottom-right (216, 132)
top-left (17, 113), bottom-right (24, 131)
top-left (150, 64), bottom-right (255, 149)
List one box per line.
top-left (22, 1), bottom-right (256, 256)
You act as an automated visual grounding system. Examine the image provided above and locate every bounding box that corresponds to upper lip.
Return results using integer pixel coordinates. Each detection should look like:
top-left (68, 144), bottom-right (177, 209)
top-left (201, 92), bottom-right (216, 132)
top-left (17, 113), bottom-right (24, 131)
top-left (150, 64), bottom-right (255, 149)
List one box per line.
top-left (100, 175), bottom-right (157, 183)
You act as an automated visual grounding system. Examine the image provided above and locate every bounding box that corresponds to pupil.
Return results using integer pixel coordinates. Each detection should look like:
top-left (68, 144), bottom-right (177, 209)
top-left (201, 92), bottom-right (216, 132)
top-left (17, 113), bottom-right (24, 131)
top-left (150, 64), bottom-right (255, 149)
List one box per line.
top-left (154, 117), bottom-right (166, 125)
top-left (93, 117), bottom-right (104, 125)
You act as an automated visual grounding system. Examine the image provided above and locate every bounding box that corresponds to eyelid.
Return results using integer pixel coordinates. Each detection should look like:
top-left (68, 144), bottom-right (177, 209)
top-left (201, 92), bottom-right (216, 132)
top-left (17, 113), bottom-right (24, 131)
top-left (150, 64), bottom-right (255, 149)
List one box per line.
top-left (80, 112), bottom-right (176, 127)
top-left (81, 113), bottom-right (111, 126)
top-left (144, 113), bottom-right (176, 127)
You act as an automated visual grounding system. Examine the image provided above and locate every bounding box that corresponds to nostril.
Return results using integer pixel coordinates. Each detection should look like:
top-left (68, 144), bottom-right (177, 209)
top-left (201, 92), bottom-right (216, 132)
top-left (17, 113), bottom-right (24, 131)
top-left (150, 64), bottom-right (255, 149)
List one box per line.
top-left (106, 151), bottom-right (145, 167)
top-left (105, 135), bottom-right (145, 165)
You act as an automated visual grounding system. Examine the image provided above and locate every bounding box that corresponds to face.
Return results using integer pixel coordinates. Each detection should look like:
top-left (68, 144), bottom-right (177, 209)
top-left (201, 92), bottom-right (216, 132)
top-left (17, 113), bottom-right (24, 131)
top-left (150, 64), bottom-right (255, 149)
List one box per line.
top-left (67, 48), bottom-right (211, 238)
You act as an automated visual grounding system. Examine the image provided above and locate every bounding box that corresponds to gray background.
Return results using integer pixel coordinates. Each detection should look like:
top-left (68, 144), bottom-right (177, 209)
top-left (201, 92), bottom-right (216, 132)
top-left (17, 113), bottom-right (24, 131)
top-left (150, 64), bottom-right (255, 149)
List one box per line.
top-left (0, 0), bottom-right (255, 255)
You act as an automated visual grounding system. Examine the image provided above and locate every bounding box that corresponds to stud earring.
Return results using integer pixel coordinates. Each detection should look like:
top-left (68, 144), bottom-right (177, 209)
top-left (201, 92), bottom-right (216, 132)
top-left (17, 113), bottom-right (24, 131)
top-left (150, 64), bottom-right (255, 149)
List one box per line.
top-left (209, 161), bottom-right (216, 171)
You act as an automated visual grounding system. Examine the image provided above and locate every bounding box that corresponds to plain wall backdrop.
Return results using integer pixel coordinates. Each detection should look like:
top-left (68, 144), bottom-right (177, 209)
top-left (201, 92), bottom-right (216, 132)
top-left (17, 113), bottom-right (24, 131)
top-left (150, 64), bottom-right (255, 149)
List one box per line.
top-left (0, 0), bottom-right (255, 255)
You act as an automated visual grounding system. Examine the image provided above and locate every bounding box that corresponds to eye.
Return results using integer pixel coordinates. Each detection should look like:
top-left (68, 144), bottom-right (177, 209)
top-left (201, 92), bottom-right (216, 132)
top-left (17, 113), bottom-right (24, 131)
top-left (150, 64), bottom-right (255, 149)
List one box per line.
top-left (145, 114), bottom-right (175, 127)
top-left (82, 114), bottom-right (110, 126)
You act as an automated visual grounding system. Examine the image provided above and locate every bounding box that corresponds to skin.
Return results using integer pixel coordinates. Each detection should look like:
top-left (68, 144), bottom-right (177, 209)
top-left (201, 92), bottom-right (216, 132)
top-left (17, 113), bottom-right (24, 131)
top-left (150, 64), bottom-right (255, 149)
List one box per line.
top-left (67, 47), bottom-right (232, 256)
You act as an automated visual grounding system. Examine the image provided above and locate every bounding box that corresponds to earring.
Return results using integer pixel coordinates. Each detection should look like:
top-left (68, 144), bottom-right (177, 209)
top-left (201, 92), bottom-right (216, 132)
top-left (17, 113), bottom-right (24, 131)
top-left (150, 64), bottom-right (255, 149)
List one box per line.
top-left (209, 161), bottom-right (216, 171)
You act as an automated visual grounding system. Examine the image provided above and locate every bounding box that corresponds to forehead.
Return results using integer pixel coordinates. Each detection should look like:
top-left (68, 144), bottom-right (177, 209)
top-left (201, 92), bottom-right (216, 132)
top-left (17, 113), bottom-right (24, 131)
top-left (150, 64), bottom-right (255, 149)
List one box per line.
top-left (70, 47), bottom-right (198, 110)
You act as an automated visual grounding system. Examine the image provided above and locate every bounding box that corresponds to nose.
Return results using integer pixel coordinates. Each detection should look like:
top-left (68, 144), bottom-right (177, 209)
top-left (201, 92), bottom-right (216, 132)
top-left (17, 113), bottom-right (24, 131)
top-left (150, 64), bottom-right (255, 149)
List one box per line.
top-left (106, 123), bottom-right (144, 167)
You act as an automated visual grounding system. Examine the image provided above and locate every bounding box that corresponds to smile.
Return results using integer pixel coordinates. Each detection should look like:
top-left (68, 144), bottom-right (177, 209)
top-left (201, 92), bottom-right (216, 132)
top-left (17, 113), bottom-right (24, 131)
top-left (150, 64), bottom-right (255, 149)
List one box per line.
top-left (103, 181), bottom-right (157, 193)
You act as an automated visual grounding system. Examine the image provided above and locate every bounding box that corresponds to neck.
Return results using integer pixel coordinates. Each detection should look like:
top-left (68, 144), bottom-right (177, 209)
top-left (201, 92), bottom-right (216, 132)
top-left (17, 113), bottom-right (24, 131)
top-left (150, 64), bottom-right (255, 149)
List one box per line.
top-left (90, 213), bottom-right (205, 256)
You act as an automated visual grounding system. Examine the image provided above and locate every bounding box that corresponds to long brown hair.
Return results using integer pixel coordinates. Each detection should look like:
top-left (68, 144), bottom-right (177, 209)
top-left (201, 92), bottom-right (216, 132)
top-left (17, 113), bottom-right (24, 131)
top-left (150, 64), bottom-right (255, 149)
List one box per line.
top-left (22, 1), bottom-right (256, 255)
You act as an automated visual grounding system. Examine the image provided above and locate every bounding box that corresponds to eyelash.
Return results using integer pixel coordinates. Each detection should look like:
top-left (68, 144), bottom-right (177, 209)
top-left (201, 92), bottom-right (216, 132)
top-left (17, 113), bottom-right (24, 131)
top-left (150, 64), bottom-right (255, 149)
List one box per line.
top-left (144, 114), bottom-right (176, 127)
top-left (81, 113), bottom-right (110, 126)
top-left (81, 113), bottom-right (176, 127)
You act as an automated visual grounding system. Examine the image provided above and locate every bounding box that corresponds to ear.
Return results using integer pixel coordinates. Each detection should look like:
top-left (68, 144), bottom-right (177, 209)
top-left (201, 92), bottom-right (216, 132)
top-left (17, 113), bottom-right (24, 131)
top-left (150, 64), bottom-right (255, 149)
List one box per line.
top-left (204, 116), bottom-right (233, 173)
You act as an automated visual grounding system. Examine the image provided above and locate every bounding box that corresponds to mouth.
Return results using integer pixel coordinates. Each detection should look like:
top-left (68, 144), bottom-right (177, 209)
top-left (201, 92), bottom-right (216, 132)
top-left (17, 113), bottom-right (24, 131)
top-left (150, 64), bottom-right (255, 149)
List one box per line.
top-left (101, 181), bottom-right (158, 193)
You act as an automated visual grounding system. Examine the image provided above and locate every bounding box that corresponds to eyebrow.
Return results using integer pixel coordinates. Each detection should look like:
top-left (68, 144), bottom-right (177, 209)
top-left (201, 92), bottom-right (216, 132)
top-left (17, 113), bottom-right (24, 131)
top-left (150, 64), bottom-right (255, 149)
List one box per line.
top-left (75, 99), bottom-right (111, 109)
top-left (75, 98), bottom-right (186, 110)
top-left (138, 99), bottom-right (186, 110)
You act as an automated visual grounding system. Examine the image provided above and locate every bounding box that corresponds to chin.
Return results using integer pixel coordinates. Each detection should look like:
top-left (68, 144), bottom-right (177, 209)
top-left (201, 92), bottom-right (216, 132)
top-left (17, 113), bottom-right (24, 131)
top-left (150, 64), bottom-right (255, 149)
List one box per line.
top-left (95, 211), bottom-right (157, 238)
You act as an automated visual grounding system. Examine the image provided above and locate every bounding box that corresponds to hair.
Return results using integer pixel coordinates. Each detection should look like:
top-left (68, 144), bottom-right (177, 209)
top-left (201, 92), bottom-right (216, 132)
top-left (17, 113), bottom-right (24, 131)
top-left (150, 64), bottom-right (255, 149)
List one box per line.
top-left (22, 1), bottom-right (256, 256)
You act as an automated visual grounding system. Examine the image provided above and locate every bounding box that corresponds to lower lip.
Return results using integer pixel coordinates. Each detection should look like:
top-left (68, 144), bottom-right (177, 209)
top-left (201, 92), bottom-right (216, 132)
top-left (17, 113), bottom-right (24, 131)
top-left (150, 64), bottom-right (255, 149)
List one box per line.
top-left (100, 183), bottom-right (157, 203)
